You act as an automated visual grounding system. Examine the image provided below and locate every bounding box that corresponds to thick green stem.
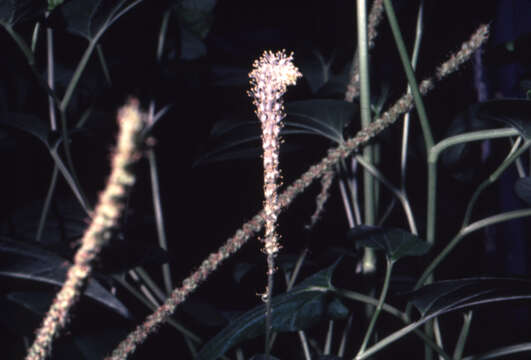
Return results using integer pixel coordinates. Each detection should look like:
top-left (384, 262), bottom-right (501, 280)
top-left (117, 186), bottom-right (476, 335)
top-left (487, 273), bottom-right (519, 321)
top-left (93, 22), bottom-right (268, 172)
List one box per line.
top-left (357, 0), bottom-right (376, 274)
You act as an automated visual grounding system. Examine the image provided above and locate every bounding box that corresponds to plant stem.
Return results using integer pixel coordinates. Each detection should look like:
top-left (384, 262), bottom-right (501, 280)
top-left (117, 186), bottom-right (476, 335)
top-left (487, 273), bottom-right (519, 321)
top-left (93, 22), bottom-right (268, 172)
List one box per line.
top-left (416, 208), bottom-right (531, 290)
top-left (453, 311), bottom-right (473, 360)
top-left (147, 139), bottom-right (173, 295)
top-left (357, 0), bottom-right (376, 274)
top-left (462, 139), bottom-right (529, 227)
top-left (383, 0), bottom-right (433, 150)
top-left (356, 259), bottom-right (394, 356)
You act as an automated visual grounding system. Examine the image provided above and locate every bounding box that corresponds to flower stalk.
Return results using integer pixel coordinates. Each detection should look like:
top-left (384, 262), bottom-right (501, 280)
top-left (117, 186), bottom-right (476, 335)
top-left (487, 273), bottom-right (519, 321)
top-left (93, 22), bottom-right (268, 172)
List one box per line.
top-left (106, 25), bottom-right (489, 360)
top-left (26, 100), bottom-right (145, 360)
top-left (248, 50), bottom-right (302, 355)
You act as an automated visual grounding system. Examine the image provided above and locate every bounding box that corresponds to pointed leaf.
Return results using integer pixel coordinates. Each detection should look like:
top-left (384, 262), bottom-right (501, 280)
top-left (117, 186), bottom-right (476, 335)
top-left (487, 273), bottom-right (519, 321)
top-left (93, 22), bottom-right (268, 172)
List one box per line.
top-left (0, 236), bottom-right (131, 318)
top-left (349, 226), bottom-right (430, 263)
top-left (407, 277), bottom-right (531, 318)
top-left (196, 261), bottom-right (340, 360)
top-left (285, 99), bottom-right (358, 144)
top-left (477, 99), bottom-right (531, 140)
top-left (514, 177), bottom-right (531, 206)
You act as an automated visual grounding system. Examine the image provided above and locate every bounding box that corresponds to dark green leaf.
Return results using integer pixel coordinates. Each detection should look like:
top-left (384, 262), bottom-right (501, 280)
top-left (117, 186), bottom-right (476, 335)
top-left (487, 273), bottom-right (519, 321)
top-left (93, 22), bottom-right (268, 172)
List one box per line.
top-left (181, 299), bottom-right (228, 328)
top-left (285, 99), bottom-right (358, 144)
top-left (514, 177), bottom-right (531, 206)
top-left (50, 0), bottom-right (133, 40)
top-left (193, 117), bottom-right (302, 166)
top-left (249, 355), bottom-right (281, 360)
top-left (0, 112), bottom-right (50, 146)
top-left (196, 261), bottom-right (339, 360)
top-left (349, 226), bottom-right (430, 263)
top-left (0, 236), bottom-right (131, 318)
top-left (0, 0), bottom-right (46, 26)
top-left (407, 277), bottom-right (531, 318)
top-left (477, 99), bottom-right (531, 140)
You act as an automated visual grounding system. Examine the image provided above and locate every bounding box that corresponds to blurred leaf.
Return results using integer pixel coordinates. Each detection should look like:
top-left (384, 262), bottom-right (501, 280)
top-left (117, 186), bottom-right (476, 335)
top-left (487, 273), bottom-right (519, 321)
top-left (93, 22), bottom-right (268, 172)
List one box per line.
top-left (232, 262), bottom-right (255, 284)
top-left (49, 0), bottom-right (134, 40)
top-left (407, 277), bottom-right (531, 318)
top-left (0, 0), bottom-right (46, 26)
top-left (477, 99), bottom-right (531, 140)
top-left (0, 236), bottom-right (131, 318)
top-left (348, 225), bottom-right (430, 263)
top-left (193, 117), bottom-right (302, 166)
top-left (0, 112), bottom-right (50, 146)
top-left (249, 355), bottom-right (281, 360)
top-left (175, 0), bottom-right (216, 59)
top-left (196, 261), bottom-right (340, 360)
top-left (285, 99), bottom-right (358, 144)
top-left (514, 177), bottom-right (531, 206)
top-left (48, 0), bottom-right (64, 11)
top-left (441, 103), bottom-right (498, 175)
top-left (181, 299), bottom-right (228, 328)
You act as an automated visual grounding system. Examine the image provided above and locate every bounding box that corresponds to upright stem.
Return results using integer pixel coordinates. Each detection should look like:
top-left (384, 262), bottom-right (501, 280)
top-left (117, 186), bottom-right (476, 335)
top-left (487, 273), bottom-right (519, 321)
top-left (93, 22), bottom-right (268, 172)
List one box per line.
top-left (357, 0), bottom-right (376, 273)
top-left (356, 259), bottom-right (394, 356)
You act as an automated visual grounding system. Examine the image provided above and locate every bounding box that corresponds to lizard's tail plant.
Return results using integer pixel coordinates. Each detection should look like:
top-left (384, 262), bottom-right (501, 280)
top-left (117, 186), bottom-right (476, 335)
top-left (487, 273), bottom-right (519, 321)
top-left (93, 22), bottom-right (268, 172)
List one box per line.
top-left (106, 24), bottom-right (488, 360)
top-left (26, 99), bottom-right (146, 360)
top-left (248, 50), bottom-right (302, 354)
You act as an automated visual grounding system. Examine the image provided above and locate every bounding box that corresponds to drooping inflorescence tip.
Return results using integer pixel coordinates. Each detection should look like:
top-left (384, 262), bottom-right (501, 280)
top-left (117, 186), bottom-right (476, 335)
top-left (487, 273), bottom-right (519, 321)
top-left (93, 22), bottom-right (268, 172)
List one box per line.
top-left (248, 50), bottom-right (302, 117)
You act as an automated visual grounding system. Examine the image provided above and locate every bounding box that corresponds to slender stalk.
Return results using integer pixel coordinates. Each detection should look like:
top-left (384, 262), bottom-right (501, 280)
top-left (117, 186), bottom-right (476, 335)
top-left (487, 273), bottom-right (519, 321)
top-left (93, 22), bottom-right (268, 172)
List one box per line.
top-left (108, 26), bottom-right (490, 358)
top-left (357, 0), bottom-right (377, 275)
top-left (462, 342), bottom-right (531, 360)
top-left (96, 44), bottom-right (112, 86)
top-left (416, 208), bottom-right (531, 290)
top-left (334, 288), bottom-right (451, 360)
top-left (400, 0), bottom-right (424, 189)
top-left (157, 10), bottom-right (171, 62)
top-left (146, 134), bottom-right (173, 295)
top-left (383, 0), bottom-right (433, 149)
top-left (462, 139), bottom-right (529, 227)
top-left (31, 21), bottom-right (40, 53)
top-left (356, 155), bottom-right (417, 234)
top-left (453, 311), bottom-right (473, 360)
top-left (356, 259), bottom-right (394, 356)
top-left (324, 320), bottom-right (334, 354)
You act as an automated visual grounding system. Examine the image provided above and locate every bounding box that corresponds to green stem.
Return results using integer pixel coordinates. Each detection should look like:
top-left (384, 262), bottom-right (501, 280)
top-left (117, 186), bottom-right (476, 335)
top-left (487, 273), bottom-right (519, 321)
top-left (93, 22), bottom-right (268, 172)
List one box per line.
top-left (462, 139), bottom-right (529, 227)
top-left (428, 128), bottom-right (519, 163)
top-left (60, 39), bottom-right (97, 112)
top-left (416, 208), bottom-right (531, 290)
top-left (462, 342), bottom-right (531, 360)
top-left (96, 44), bottom-right (112, 86)
top-left (356, 259), bottom-right (394, 356)
top-left (147, 148), bottom-right (173, 295)
top-left (400, 0), bottom-right (424, 189)
top-left (383, 0), bottom-right (433, 150)
top-left (36, 166), bottom-right (59, 242)
top-left (2, 24), bottom-right (60, 104)
top-left (356, 155), bottom-right (417, 234)
top-left (31, 21), bottom-right (40, 53)
top-left (453, 311), bottom-right (473, 360)
top-left (357, 0), bottom-right (376, 274)
top-left (157, 10), bottom-right (171, 62)
top-left (334, 288), bottom-right (450, 360)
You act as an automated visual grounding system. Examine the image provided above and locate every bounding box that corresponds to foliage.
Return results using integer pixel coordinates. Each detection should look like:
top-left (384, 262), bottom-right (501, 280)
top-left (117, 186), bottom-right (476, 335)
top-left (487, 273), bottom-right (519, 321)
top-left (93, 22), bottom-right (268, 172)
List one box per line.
top-left (1, 0), bottom-right (531, 360)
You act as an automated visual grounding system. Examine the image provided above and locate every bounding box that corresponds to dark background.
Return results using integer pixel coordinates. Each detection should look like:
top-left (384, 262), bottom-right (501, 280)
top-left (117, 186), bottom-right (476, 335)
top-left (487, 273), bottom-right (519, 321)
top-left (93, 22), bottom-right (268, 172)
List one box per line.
top-left (2, 0), bottom-right (531, 358)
